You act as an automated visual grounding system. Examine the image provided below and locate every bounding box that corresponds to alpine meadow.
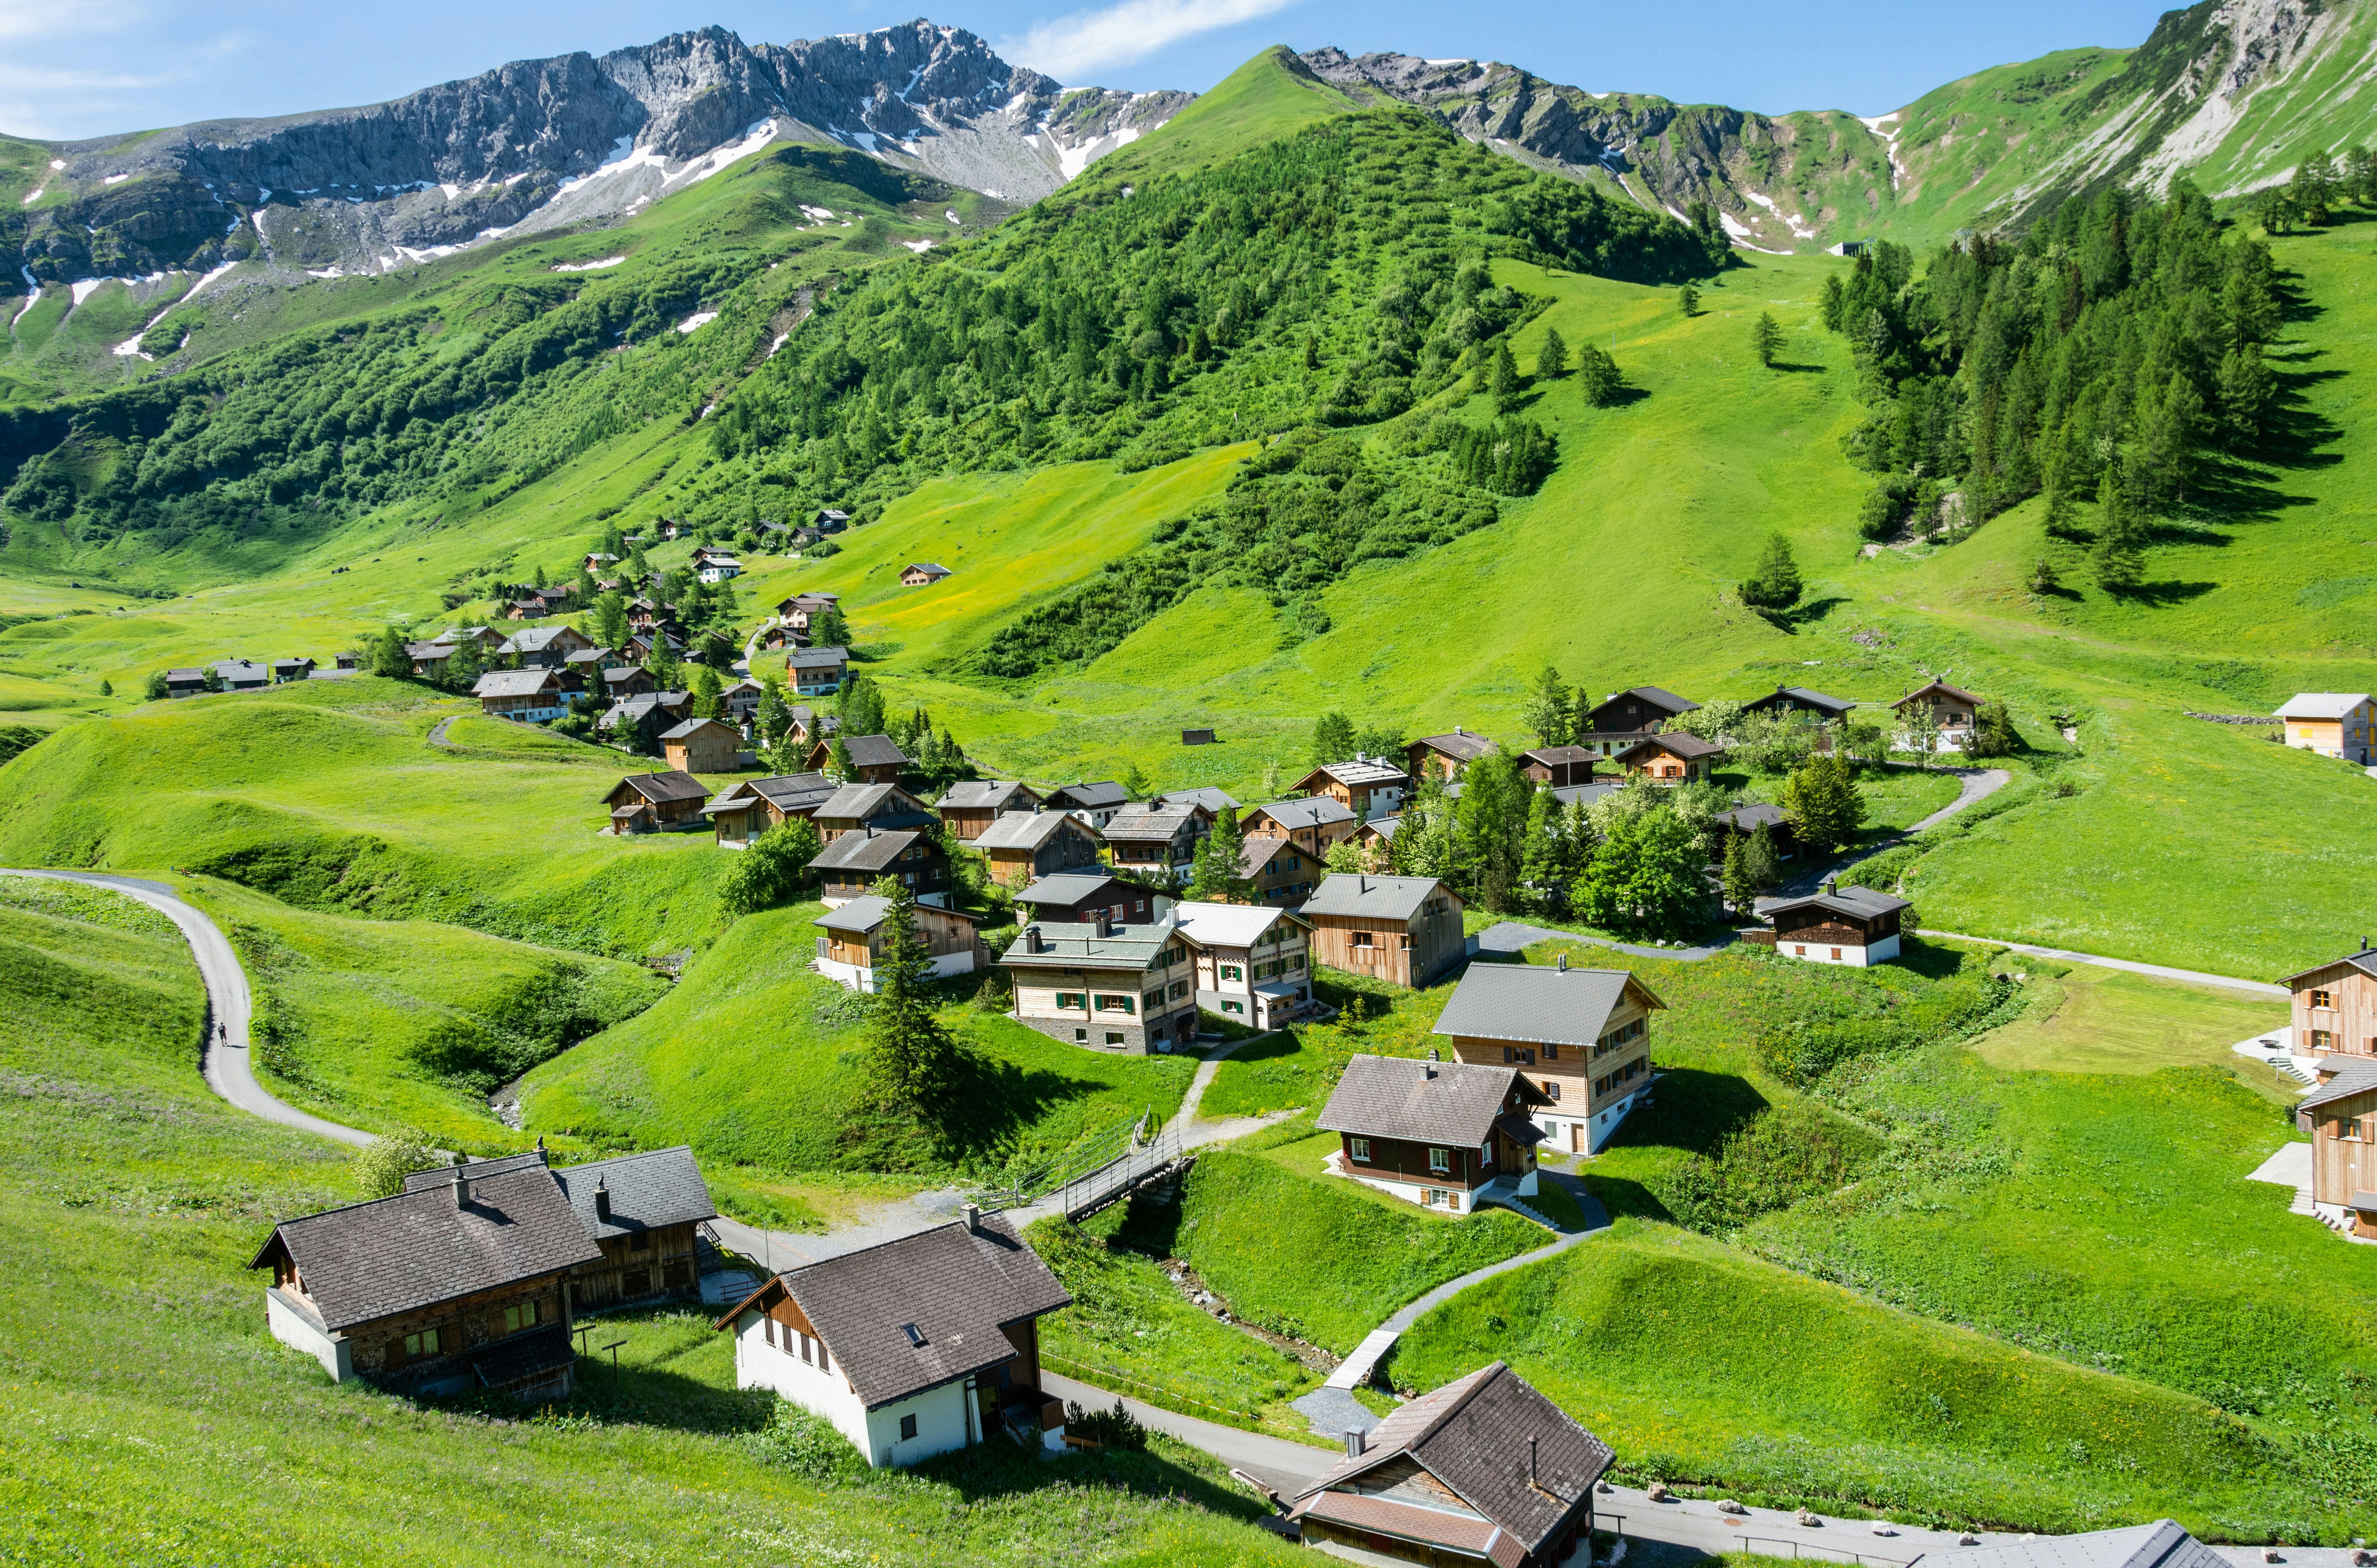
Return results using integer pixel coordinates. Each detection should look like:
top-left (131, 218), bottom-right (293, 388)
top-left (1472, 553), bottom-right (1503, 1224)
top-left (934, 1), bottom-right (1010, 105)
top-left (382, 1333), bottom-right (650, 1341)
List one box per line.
top-left (6, 2), bottom-right (2377, 1562)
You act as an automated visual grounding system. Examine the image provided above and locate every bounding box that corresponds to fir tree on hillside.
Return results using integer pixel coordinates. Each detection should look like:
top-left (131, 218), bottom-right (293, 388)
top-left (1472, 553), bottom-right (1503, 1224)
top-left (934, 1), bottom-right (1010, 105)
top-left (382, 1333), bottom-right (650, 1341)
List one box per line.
top-left (1575, 344), bottom-right (1623, 407)
top-left (1455, 752), bottom-right (1532, 913)
top-left (1738, 534), bottom-right (1804, 617)
top-left (1488, 343), bottom-right (1522, 412)
top-left (368, 625), bottom-right (409, 680)
top-left (1521, 666), bottom-right (1574, 747)
top-left (2093, 469), bottom-right (2143, 592)
top-left (1190, 807), bottom-right (1248, 900)
top-left (1752, 312), bottom-right (1785, 368)
top-left (442, 633), bottom-right (484, 692)
top-left (1311, 710), bottom-right (1356, 765)
top-left (592, 590), bottom-right (629, 651)
top-left (859, 878), bottom-right (964, 1124)
top-left (1781, 754), bottom-right (1865, 854)
top-left (1536, 328), bottom-right (1567, 381)
top-left (1679, 284), bottom-right (1701, 318)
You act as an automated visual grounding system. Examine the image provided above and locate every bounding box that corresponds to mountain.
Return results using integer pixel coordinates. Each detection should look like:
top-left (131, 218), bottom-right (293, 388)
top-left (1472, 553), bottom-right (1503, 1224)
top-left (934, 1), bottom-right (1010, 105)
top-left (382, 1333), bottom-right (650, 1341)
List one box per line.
top-left (1305, 0), bottom-right (2377, 250)
top-left (0, 21), bottom-right (1189, 288)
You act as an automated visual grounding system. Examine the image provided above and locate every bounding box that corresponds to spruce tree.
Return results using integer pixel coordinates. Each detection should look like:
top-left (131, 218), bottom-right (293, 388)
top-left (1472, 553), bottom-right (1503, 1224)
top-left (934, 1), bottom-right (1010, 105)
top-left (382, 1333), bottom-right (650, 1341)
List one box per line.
top-left (1752, 311), bottom-right (1785, 368)
top-left (1191, 807), bottom-right (1247, 900)
top-left (1576, 344), bottom-right (1622, 407)
top-left (1781, 754), bottom-right (1865, 854)
top-left (1679, 284), bottom-right (1701, 318)
top-left (2093, 469), bottom-right (2143, 592)
top-left (860, 879), bottom-right (964, 1121)
top-left (1521, 665), bottom-right (1573, 746)
top-left (1738, 533), bottom-right (1803, 614)
top-left (1536, 327), bottom-right (1567, 381)
top-left (1488, 342), bottom-right (1521, 412)
top-left (1743, 820), bottom-right (1780, 891)
top-left (1721, 831), bottom-right (1755, 915)
top-left (369, 624), bottom-right (411, 680)
top-left (1310, 709), bottom-right (1356, 765)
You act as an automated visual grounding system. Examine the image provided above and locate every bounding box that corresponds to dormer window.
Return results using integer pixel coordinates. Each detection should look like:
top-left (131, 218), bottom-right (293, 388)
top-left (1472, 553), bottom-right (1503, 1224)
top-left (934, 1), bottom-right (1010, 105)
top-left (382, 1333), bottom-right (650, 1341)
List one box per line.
top-left (900, 1323), bottom-right (928, 1347)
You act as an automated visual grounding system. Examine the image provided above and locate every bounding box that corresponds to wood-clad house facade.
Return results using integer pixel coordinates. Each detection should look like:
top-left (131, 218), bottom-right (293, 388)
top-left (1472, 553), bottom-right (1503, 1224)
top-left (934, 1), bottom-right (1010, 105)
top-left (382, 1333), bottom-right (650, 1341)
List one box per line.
top-left (1315, 1052), bottom-right (1550, 1212)
top-left (1300, 874), bottom-right (1467, 989)
top-left (2284, 946), bottom-right (2377, 1061)
top-left (2299, 1057), bottom-right (2377, 1240)
top-left (1432, 960), bottom-right (1666, 1155)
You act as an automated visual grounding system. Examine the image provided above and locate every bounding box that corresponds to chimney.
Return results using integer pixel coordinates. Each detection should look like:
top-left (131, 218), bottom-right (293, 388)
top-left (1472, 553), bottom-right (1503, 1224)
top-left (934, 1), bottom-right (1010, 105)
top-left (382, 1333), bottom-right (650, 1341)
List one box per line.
top-left (1094, 908), bottom-right (1113, 938)
top-left (1454, 725), bottom-right (1465, 736)
top-left (1424, 1047), bottom-right (1439, 1079)
top-left (1344, 1428), bottom-right (1366, 1458)
top-left (1358, 873), bottom-right (1368, 895)
top-left (449, 1155), bottom-right (467, 1208)
top-left (1826, 877), bottom-right (1838, 896)
top-left (1024, 925), bottom-right (1043, 954)
top-left (964, 1202), bottom-right (981, 1234)
top-left (593, 1176), bottom-right (611, 1222)
top-left (533, 1135), bottom-right (548, 1164)
top-left (1557, 953), bottom-right (1568, 972)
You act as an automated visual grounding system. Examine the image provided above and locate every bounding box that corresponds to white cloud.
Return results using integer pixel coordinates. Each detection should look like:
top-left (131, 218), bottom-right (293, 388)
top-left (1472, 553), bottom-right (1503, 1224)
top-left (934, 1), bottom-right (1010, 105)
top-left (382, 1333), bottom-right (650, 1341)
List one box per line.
top-left (0, 0), bottom-right (141, 43)
top-left (999, 0), bottom-right (1300, 82)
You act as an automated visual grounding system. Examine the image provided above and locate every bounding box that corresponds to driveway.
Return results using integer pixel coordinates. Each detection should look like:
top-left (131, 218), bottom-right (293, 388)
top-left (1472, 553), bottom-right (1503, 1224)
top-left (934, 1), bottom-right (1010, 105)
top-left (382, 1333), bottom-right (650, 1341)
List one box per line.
top-left (1, 868), bottom-right (372, 1147)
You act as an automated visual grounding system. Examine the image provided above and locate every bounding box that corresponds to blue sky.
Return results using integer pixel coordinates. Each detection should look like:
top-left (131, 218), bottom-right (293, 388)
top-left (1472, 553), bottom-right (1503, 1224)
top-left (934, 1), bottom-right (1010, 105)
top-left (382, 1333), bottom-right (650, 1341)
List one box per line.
top-left (5, 0), bottom-right (2175, 142)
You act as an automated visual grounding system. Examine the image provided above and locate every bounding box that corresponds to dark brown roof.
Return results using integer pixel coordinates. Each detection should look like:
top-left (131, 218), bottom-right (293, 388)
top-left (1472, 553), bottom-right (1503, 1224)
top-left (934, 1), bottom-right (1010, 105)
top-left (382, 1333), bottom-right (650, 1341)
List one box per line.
top-left (837, 734), bottom-right (910, 771)
top-left (716, 1215), bottom-right (1070, 1410)
top-left (1291, 1362), bottom-right (1609, 1563)
top-left (252, 1164), bottom-right (602, 1331)
top-left (1591, 686), bottom-right (1699, 719)
top-left (1316, 1054), bottom-right (1544, 1147)
top-left (810, 827), bottom-right (924, 874)
top-left (1745, 685), bottom-right (1856, 717)
top-left (1615, 732), bottom-right (1723, 763)
top-left (1893, 678), bottom-right (1985, 708)
top-left (401, 1147), bottom-right (716, 1243)
top-left (1413, 731), bottom-right (1498, 763)
top-left (606, 770), bottom-right (711, 807)
top-left (1049, 781), bottom-right (1127, 811)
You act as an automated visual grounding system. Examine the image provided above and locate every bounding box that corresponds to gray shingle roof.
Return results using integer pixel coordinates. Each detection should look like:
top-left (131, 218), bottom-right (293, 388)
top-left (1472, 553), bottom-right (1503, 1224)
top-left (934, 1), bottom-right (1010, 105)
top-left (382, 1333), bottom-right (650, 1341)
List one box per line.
top-left (1414, 731), bottom-right (1499, 763)
top-left (1432, 962), bottom-right (1655, 1047)
top-left (1149, 785), bottom-right (1240, 813)
top-left (1050, 781), bottom-right (1127, 810)
top-left (499, 626), bottom-right (584, 655)
top-left (1290, 1361), bottom-right (1610, 1562)
top-left (551, 1146), bottom-right (716, 1241)
top-left (2299, 1056), bottom-right (2377, 1113)
top-left (708, 773), bottom-right (836, 817)
top-left (256, 1163), bottom-right (603, 1331)
top-left (2281, 948), bottom-right (2377, 987)
top-left (815, 782), bottom-right (926, 821)
top-left (609, 769), bottom-right (711, 805)
top-left (786, 645), bottom-right (849, 670)
top-left (735, 1214), bottom-right (1071, 1410)
top-left (1755, 884), bottom-right (1911, 922)
top-left (815, 895), bottom-right (895, 935)
top-left (1013, 872), bottom-right (1124, 908)
top-left (1923, 1520), bottom-right (2226, 1568)
top-left (1316, 1054), bottom-right (1541, 1147)
top-left (1304, 758), bottom-right (1409, 788)
top-left (1747, 685), bottom-right (1856, 717)
top-left (1248, 796), bottom-right (1357, 833)
top-left (1001, 915), bottom-right (1180, 972)
top-left (1715, 803), bottom-right (1787, 832)
top-left (660, 717), bottom-right (738, 742)
top-left (810, 827), bottom-right (923, 874)
top-left (1300, 873), bottom-right (1454, 922)
top-left (1101, 803), bottom-right (1204, 843)
top-left (977, 810), bottom-right (1088, 852)
top-left (938, 779), bottom-right (1040, 812)
top-left (1893, 678), bottom-right (1985, 708)
top-left (837, 734), bottom-right (909, 770)
top-left (473, 669), bottom-right (561, 698)
top-left (1600, 686), bottom-right (1699, 716)
top-left (1616, 732), bottom-right (1723, 762)
top-left (1548, 783), bottom-right (1618, 810)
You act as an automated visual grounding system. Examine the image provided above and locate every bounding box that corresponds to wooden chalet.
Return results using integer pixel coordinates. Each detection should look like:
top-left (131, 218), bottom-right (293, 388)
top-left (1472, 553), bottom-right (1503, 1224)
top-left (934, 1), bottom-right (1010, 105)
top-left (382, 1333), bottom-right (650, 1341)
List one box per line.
top-left (1045, 781), bottom-right (1129, 830)
top-left (1614, 731), bottom-right (1722, 784)
top-left (1286, 1361), bottom-right (1610, 1566)
top-left (1012, 872), bottom-right (1169, 928)
top-left (1434, 958), bottom-right (1665, 1156)
top-left (720, 678), bottom-right (765, 724)
top-left (1242, 795), bottom-right (1358, 859)
top-left (1578, 686), bottom-right (1699, 761)
top-left (786, 645), bottom-right (849, 698)
top-left (2299, 1057), bottom-right (2377, 1240)
top-left (400, 1145), bottom-right (715, 1310)
top-left (1173, 900), bottom-right (1315, 1029)
top-left (473, 667), bottom-right (578, 724)
top-left (251, 1157), bottom-right (600, 1398)
top-left (1000, 910), bottom-right (1198, 1053)
top-left (813, 894), bottom-right (984, 992)
top-left (500, 624), bottom-right (597, 670)
top-left (1751, 878), bottom-right (1910, 967)
top-left (975, 809), bottom-right (1103, 889)
top-left (1517, 747), bottom-right (1596, 788)
top-left (1892, 678), bottom-right (1984, 734)
top-left (1301, 873), bottom-right (1467, 988)
top-left (1316, 1052), bottom-right (1549, 1212)
top-left (271, 656), bottom-right (316, 684)
top-left (600, 665), bottom-right (657, 702)
top-left (899, 562), bottom-right (952, 585)
top-left (2283, 942), bottom-right (2377, 1062)
top-left (604, 771), bottom-right (712, 834)
top-left (1101, 801), bottom-right (1213, 875)
top-left (811, 782), bottom-right (936, 843)
top-left (660, 717), bottom-right (743, 775)
top-left (1295, 757), bottom-right (1408, 822)
top-left (1236, 831), bottom-right (1319, 906)
top-left (1711, 801), bottom-right (1794, 861)
top-left (706, 773), bottom-right (837, 847)
top-left (2278, 694), bottom-right (2377, 764)
top-left (936, 779), bottom-right (1045, 841)
top-left (810, 733), bottom-right (908, 785)
top-left (715, 1210), bottom-right (1071, 1467)
top-left (599, 690), bottom-right (692, 749)
top-left (1407, 729), bottom-right (1497, 783)
top-left (808, 825), bottom-right (949, 906)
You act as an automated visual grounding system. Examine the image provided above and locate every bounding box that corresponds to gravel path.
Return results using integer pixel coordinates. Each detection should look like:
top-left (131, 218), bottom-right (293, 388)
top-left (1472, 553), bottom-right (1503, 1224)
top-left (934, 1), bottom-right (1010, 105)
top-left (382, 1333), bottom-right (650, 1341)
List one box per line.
top-left (2, 868), bottom-right (372, 1147)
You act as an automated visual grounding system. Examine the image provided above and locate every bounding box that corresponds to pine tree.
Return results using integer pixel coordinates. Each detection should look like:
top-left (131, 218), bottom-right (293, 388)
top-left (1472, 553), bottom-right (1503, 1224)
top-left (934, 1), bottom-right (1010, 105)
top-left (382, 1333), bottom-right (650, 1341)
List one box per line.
top-left (1819, 274), bottom-right (1845, 332)
top-left (1721, 830), bottom-right (1755, 914)
top-left (2093, 468), bottom-right (2143, 592)
top-left (690, 664), bottom-right (723, 719)
top-left (1752, 311), bottom-right (1785, 368)
top-left (369, 624), bottom-right (410, 679)
top-left (2028, 555), bottom-right (2060, 594)
top-left (1536, 327), bottom-right (1567, 381)
top-left (444, 632), bottom-right (485, 692)
top-left (593, 590), bottom-right (629, 651)
top-left (1520, 665), bottom-right (1574, 746)
top-left (859, 879), bottom-right (964, 1121)
top-left (1310, 710), bottom-right (1356, 765)
top-left (1679, 284), bottom-right (1701, 318)
top-left (1738, 533), bottom-right (1803, 614)
top-left (1576, 344), bottom-right (1622, 407)
top-left (1781, 754), bottom-right (1865, 854)
top-left (2293, 152), bottom-right (2336, 225)
top-left (1743, 821), bottom-right (1780, 891)
top-left (1488, 342), bottom-right (1521, 411)
top-left (1455, 753), bottom-right (1532, 913)
top-left (1190, 807), bottom-right (1247, 900)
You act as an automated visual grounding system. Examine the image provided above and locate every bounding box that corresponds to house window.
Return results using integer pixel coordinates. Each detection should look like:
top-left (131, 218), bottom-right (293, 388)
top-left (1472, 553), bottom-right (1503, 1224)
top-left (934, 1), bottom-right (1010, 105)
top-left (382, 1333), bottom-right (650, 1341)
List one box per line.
top-left (502, 1300), bottom-right (541, 1333)
top-left (1349, 1137), bottom-right (1371, 1163)
top-left (2314, 1029), bottom-right (2337, 1051)
top-left (1105, 1031), bottom-right (1125, 1045)
top-left (403, 1327), bottom-right (443, 1360)
top-left (1055, 992), bottom-right (1087, 1010)
top-left (1503, 1046), bottom-right (1514, 1063)
top-left (1094, 994), bottom-right (1135, 1014)
top-left (1428, 1146), bottom-right (1451, 1173)
top-left (1350, 931), bottom-right (1374, 948)
top-left (1221, 964), bottom-right (1243, 982)
top-left (1074, 1028), bottom-right (1087, 1041)
top-left (1831, 948), bottom-right (1843, 961)
top-left (2312, 989), bottom-right (2335, 1009)
top-left (1222, 1000), bottom-right (1244, 1014)
top-left (1545, 1043), bottom-right (1558, 1061)
top-left (1400, 934), bottom-right (1413, 950)
top-left (899, 1413), bottom-right (919, 1441)
top-left (765, 1316), bottom-right (778, 1347)
top-left (1794, 945), bottom-right (1807, 956)
top-left (1170, 981), bottom-right (1190, 1000)
top-left (1144, 990), bottom-right (1167, 1013)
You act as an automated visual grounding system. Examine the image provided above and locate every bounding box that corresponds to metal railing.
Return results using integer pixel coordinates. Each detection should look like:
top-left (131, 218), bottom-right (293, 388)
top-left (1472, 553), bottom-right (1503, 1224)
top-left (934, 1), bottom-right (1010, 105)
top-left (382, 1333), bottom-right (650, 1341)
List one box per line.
top-left (1059, 1121), bottom-right (1187, 1221)
top-left (976, 1105), bottom-right (1158, 1212)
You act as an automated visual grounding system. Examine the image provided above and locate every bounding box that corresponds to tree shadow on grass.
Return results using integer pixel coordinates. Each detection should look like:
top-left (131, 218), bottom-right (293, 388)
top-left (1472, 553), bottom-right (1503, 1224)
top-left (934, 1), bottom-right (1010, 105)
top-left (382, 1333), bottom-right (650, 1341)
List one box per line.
top-left (1764, 360), bottom-right (1826, 374)
top-left (933, 1047), bottom-right (1129, 1158)
top-left (1761, 595), bottom-right (1850, 632)
top-left (2111, 578), bottom-right (2220, 606)
top-left (913, 1419), bottom-right (1279, 1520)
top-left (1604, 1067), bottom-right (1769, 1161)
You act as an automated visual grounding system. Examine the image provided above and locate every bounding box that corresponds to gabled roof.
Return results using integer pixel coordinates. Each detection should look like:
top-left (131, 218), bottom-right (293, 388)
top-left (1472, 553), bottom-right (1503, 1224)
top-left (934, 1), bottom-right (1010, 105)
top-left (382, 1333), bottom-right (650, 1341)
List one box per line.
top-left (1300, 873), bottom-right (1456, 922)
top-left (786, 645), bottom-right (850, 670)
top-left (1755, 883), bottom-right (1911, 922)
top-left (715, 1215), bottom-right (1070, 1411)
top-left (1012, 872), bottom-right (1133, 910)
top-left (938, 779), bottom-right (1041, 812)
top-left (977, 809), bottom-right (1092, 853)
top-left (1001, 914), bottom-right (1182, 971)
top-left (1746, 684), bottom-right (1856, 717)
top-left (499, 625), bottom-right (588, 654)
top-left (1615, 732), bottom-right (1723, 763)
top-left (1049, 781), bottom-right (1128, 811)
top-left (1173, 900), bottom-right (1308, 950)
top-left (1714, 802), bottom-right (1788, 833)
top-left (253, 1163), bottom-right (603, 1331)
top-left (837, 734), bottom-right (909, 771)
top-left (606, 770), bottom-right (710, 806)
top-left (1149, 785), bottom-right (1240, 814)
top-left (1412, 731), bottom-right (1499, 763)
top-left (1892, 678), bottom-right (1985, 708)
top-left (726, 772), bottom-right (837, 813)
top-left (1236, 829), bottom-right (1294, 878)
top-left (1101, 803), bottom-right (1208, 843)
top-left (2276, 692), bottom-right (2374, 720)
top-left (1289, 1361), bottom-right (1610, 1564)
top-left (814, 896), bottom-right (981, 936)
top-left (814, 782), bottom-right (927, 821)
top-left (1518, 746), bottom-right (1597, 768)
top-left (902, 562), bottom-right (952, 579)
top-left (1922, 1519), bottom-right (2227, 1568)
top-left (1299, 758), bottom-right (1409, 790)
top-left (1317, 1054), bottom-right (1545, 1148)
top-left (1432, 962), bottom-right (1663, 1047)
top-left (809, 827), bottom-right (923, 874)
top-left (473, 668), bottom-right (562, 698)
top-left (660, 717), bottom-right (740, 742)
top-left (401, 1146), bottom-right (717, 1243)
top-left (2299, 1056), bottom-right (2377, 1113)
top-left (1548, 783), bottom-right (1618, 810)
top-left (1246, 796), bottom-right (1357, 833)
top-left (2281, 946), bottom-right (2377, 988)
top-left (1592, 686), bottom-right (1699, 718)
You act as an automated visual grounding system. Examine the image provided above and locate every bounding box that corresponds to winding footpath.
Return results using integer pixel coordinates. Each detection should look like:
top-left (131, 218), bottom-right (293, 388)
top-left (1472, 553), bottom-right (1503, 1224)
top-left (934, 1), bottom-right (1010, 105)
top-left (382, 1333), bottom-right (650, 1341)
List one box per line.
top-left (3, 868), bottom-right (371, 1146)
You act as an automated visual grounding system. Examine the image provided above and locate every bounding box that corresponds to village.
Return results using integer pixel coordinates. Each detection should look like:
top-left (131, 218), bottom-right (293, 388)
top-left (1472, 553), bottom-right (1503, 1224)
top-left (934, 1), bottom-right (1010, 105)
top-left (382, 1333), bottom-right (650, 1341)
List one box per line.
top-left (189, 554), bottom-right (2377, 1568)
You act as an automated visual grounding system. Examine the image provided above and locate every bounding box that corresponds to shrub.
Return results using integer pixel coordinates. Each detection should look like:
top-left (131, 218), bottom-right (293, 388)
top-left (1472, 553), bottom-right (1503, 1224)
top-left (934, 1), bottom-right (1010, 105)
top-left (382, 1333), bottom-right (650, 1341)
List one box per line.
top-left (1065, 1397), bottom-right (1149, 1452)
top-left (716, 818), bottom-right (821, 916)
top-left (745, 1400), bottom-right (870, 1479)
top-left (353, 1131), bottom-right (445, 1198)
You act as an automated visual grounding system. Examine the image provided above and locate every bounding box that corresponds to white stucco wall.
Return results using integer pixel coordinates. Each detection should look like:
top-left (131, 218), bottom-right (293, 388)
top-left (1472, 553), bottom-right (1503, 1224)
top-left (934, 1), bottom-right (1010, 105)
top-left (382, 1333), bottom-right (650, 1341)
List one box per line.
top-left (1777, 932), bottom-right (1898, 968)
top-left (266, 1288), bottom-right (352, 1381)
top-left (732, 1312), bottom-right (980, 1467)
top-left (861, 1382), bottom-right (975, 1468)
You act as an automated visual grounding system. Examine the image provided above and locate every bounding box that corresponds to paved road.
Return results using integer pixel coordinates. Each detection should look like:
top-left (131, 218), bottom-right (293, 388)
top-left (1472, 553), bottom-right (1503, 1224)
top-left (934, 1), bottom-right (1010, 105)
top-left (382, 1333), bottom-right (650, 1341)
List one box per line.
top-left (427, 714), bottom-right (460, 749)
top-left (1041, 1369), bottom-right (1338, 1494)
top-left (1, 868), bottom-right (372, 1147)
top-left (1915, 930), bottom-right (2288, 999)
top-left (1903, 765), bottom-right (2012, 833)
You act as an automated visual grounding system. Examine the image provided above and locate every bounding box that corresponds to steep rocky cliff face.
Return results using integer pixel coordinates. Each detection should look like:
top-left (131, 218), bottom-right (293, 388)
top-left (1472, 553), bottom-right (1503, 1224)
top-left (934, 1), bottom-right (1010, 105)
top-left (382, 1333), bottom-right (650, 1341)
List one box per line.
top-left (4, 21), bottom-right (1190, 287)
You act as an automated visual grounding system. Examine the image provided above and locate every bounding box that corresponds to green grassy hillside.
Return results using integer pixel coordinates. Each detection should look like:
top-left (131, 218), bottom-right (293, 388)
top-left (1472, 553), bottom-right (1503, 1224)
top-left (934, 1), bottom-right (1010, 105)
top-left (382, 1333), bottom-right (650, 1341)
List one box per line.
top-left (0, 884), bottom-right (1301, 1564)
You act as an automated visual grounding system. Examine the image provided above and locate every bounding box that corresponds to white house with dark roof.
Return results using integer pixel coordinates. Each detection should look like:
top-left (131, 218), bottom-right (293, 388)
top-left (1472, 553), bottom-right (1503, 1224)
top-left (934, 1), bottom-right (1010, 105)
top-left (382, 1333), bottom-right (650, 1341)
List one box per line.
top-left (1317, 1051), bottom-right (1550, 1211)
top-left (1287, 1360), bottom-right (1610, 1566)
top-left (1001, 909), bottom-right (1198, 1053)
top-left (813, 895), bottom-right (981, 991)
top-left (1171, 900), bottom-right (1315, 1029)
top-left (1754, 878), bottom-right (1911, 966)
top-left (714, 1209), bottom-right (1071, 1467)
top-left (1046, 781), bottom-right (1129, 829)
top-left (1433, 958), bottom-right (1666, 1155)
